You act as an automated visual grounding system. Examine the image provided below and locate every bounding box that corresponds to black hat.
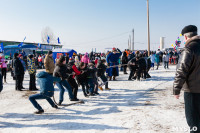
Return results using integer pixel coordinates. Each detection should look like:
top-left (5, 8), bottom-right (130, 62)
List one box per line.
top-left (14, 53), bottom-right (19, 58)
top-left (58, 55), bottom-right (65, 63)
top-left (48, 50), bottom-right (53, 55)
top-left (181, 25), bottom-right (198, 36)
top-left (28, 54), bottom-right (33, 59)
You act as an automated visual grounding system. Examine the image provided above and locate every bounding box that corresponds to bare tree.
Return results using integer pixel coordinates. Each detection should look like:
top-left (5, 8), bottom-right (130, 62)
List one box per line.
top-left (41, 27), bottom-right (56, 44)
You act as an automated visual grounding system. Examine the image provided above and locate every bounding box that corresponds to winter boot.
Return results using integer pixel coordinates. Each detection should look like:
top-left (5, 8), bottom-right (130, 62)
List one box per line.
top-left (4, 79), bottom-right (7, 83)
top-left (89, 93), bottom-right (95, 96)
top-left (52, 105), bottom-right (58, 109)
top-left (113, 76), bottom-right (116, 81)
top-left (58, 101), bottom-right (62, 106)
top-left (109, 76), bottom-right (112, 81)
top-left (84, 93), bottom-right (89, 97)
top-left (98, 86), bottom-right (103, 91)
top-left (94, 92), bottom-right (100, 95)
top-left (34, 110), bottom-right (44, 114)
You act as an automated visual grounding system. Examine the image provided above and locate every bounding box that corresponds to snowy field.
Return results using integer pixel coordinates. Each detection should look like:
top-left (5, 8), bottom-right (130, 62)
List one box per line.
top-left (0, 65), bottom-right (188, 133)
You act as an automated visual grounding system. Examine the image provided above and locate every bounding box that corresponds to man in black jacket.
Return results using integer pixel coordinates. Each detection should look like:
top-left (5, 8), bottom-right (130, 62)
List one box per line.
top-left (136, 56), bottom-right (147, 81)
top-left (127, 57), bottom-right (137, 80)
top-left (173, 25), bottom-right (200, 132)
top-left (13, 53), bottom-right (24, 91)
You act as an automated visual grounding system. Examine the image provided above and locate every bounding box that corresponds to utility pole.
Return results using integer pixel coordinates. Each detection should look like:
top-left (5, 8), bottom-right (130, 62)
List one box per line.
top-left (147, 0), bottom-right (150, 56)
top-left (128, 39), bottom-right (129, 49)
top-left (129, 35), bottom-right (131, 50)
top-left (132, 29), bottom-right (134, 51)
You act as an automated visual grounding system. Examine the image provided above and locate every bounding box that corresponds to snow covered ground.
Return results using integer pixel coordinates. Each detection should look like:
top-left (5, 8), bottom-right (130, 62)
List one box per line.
top-left (0, 65), bottom-right (188, 133)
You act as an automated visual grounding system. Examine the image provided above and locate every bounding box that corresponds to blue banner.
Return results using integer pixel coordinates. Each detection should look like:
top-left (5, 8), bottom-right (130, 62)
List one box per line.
top-left (47, 35), bottom-right (50, 44)
top-left (18, 42), bottom-right (23, 48)
top-left (0, 43), bottom-right (4, 52)
top-left (57, 37), bottom-right (60, 44)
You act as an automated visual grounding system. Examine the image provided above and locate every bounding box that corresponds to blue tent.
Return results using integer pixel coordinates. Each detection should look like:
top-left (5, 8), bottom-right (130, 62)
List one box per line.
top-left (52, 48), bottom-right (77, 60)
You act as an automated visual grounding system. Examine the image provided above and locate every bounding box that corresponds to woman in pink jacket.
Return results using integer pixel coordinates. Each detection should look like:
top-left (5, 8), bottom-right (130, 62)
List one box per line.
top-left (0, 54), bottom-right (7, 83)
top-left (81, 53), bottom-right (90, 65)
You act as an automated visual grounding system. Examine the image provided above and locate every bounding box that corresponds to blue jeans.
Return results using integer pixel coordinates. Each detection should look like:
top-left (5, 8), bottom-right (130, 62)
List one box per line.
top-left (164, 61), bottom-right (169, 69)
top-left (56, 80), bottom-right (74, 102)
top-left (29, 94), bottom-right (55, 111)
top-left (88, 78), bottom-right (94, 94)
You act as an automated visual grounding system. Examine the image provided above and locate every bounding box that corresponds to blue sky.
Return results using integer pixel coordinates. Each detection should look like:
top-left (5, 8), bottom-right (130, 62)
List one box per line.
top-left (0, 0), bottom-right (199, 53)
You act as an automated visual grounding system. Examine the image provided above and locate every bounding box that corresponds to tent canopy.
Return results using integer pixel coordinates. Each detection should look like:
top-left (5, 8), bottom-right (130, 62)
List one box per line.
top-left (52, 48), bottom-right (77, 60)
top-left (4, 44), bottom-right (37, 49)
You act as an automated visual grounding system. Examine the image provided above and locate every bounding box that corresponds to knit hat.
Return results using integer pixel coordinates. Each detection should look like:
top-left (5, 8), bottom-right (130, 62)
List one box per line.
top-left (19, 54), bottom-right (23, 57)
top-left (181, 25), bottom-right (198, 36)
top-left (58, 55), bottom-right (65, 63)
top-left (14, 53), bottom-right (19, 58)
top-left (73, 53), bottom-right (77, 56)
top-left (28, 54), bottom-right (33, 59)
top-left (112, 47), bottom-right (117, 52)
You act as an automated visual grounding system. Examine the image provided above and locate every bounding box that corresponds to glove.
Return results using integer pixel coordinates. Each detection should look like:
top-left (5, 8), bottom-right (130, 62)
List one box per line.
top-left (117, 48), bottom-right (120, 51)
top-left (107, 63), bottom-right (110, 66)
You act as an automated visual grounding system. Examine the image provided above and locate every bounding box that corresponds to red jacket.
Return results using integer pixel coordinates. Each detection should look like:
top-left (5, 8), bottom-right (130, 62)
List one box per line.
top-left (72, 64), bottom-right (81, 78)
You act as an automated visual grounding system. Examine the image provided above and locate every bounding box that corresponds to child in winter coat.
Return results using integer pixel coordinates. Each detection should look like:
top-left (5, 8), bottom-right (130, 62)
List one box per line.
top-left (67, 58), bottom-right (82, 101)
top-left (0, 54), bottom-right (7, 83)
top-left (163, 52), bottom-right (170, 69)
top-left (29, 71), bottom-right (61, 114)
top-left (77, 62), bottom-right (89, 97)
top-left (149, 52), bottom-right (155, 70)
top-left (97, 59), bottom-right (110, 90)
top-left (87, 63), bottom-right (97, 96)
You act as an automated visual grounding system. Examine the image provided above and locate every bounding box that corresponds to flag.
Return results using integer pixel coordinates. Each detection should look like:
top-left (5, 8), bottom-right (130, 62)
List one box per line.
top-left (47, 35), bottom-right (50, 44)
top-left (57, 37), bottom-right (60, 44)
top-left (38, 43), bottom-right (41, 48)
top-left (23, 36), bottom-right (26, 42)
top-left (0, 43), bottom-right (4, 52)
top-left (18, 42), bottom-right (23, 48)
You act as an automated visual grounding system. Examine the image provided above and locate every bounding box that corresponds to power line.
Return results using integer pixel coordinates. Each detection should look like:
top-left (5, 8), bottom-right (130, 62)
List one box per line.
top-left (68, 31), bottom-right (131, 46)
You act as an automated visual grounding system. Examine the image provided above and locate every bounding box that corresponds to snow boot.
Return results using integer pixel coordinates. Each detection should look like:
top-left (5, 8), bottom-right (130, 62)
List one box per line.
top-left (94, 92), bottom-right (100, 95)
top-left (70, 98), bottom-right (79, 101)
top-left (89, 93), bottom-right (95, 96)
top-left (52, 105), bottom-right (58, 109)
top-left (98, 86), bottom-right (103, 91)
top-left (109, 76), bottom-right (112, 81)
top-left (113, 76), bottom-right (116, 81)
top-left (84, 93), bottom-right (89, 97)
top-left (4, 79), bottom-right (7, 83)
top-left (34, 110), bottom-right (44, 114)
top-left (58, 101), bottom-right (62, 106)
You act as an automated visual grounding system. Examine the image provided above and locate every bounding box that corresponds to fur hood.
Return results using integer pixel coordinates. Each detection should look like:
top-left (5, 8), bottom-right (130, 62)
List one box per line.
top-left (185, 35), bottom-right (200, 46)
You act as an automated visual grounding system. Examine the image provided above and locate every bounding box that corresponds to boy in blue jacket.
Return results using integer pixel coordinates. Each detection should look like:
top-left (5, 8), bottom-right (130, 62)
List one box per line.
top-left (29, 71), bottom-right (61, 114)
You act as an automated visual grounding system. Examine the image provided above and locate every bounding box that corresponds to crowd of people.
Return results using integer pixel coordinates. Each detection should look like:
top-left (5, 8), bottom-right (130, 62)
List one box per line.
top-left (0, 47), bottom-right (181, 114)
